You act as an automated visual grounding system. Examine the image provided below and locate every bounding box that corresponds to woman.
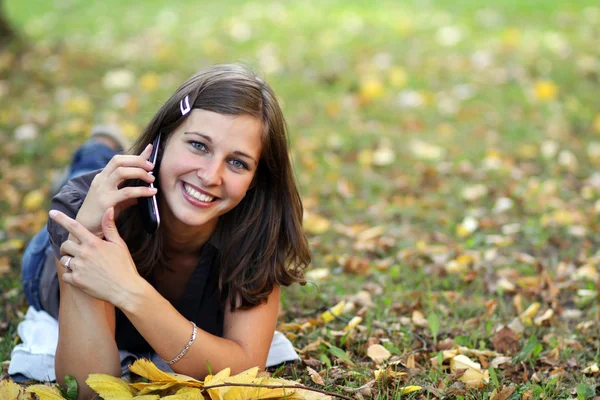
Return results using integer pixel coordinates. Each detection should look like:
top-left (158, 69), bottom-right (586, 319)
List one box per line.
top-left (22, 64), bottom-right (310, 399)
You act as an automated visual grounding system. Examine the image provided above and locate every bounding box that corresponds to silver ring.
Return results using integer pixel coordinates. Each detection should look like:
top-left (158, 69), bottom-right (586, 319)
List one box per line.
top-left (64, 256), bottom-right (73, 272)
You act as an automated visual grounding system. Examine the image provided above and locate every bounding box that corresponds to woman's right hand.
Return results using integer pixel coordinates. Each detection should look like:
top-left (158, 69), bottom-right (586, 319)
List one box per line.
top-left (75, 144), bottom-right (157, 237)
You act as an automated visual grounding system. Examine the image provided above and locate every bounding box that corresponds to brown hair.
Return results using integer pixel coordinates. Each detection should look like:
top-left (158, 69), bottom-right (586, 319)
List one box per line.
top-left (117, 64), bottom-right (310, 310)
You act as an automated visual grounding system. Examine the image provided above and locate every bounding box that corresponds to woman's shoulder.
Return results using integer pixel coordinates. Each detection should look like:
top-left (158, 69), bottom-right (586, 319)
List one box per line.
top-left (50, 170), bottom-right (101, 209)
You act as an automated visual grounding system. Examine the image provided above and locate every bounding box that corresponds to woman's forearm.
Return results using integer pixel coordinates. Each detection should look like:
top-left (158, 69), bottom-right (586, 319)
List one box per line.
top-left (53, 258), bottom-right (121, 399)
top-left (120, 280), bottom-right (254, 379)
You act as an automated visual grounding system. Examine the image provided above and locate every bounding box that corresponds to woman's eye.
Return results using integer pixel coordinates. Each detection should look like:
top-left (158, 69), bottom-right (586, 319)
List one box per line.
top-left (190, 141), bottom-right (207, 152)
top-left (229, 159), bottom-right (247, 170)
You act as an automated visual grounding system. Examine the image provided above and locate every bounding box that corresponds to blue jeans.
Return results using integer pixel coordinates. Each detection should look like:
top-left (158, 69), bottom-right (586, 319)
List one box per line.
top-left (21, 140), bottom-right (118, 311)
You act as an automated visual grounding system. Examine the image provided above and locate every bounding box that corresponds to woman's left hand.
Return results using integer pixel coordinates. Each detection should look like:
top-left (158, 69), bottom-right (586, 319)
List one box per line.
top-left (49, 207), bottom-right (143, 309)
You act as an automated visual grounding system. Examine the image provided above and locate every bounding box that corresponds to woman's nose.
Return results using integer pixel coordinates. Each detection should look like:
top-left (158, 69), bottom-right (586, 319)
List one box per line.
top-left (197, 159), bottom-right (223, 187)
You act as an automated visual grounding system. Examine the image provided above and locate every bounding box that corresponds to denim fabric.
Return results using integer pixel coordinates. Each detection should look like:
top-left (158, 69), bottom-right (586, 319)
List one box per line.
top-left (21, 140), bottom-right (118, 310)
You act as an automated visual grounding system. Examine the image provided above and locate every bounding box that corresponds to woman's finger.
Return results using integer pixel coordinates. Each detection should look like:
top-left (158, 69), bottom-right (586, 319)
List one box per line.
top-left (114, 186), bottom-right (158, 204)
top-left (49, 210), bottom-right (96, 245)
top-left (101, 149), bottom-right (154, 176)
top-left (59, 255), bottom-right (74, 272)
top-left (60, 239), bottom-right (80, 258)
top-left (108, 166), bottom-right (155, 188)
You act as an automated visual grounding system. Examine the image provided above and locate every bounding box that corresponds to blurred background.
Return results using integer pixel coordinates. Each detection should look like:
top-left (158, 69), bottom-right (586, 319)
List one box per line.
top-left (2, 0), bottom-right (600, 393)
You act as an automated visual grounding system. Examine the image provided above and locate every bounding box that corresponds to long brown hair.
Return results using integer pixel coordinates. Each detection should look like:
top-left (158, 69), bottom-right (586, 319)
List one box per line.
top-left (117, 64), bottom-right (310, 310)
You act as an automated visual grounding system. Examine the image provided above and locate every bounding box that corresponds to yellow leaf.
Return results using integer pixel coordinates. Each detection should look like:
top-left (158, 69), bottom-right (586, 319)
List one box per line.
top-left (132, 395), bottom-right (161, 400)
top-left (161, 387), bottom-right (203, 399)
top-left (85, 374), bottom-right (135, 399)
top-left (128, 359), bottom-right (202, 385)
top-left (502, 28), bottom-right (521, 47)
top-left (367, 344), bottom-right (391, 363)
top-left (320, 301), bottom-right (346, 323)
top-left (399, 386), bottom-right (422, 395)
top-left (519, 302), bottom-right (540, 324)
top-left (129, 382), bottom-right (180, 396)
top-left (359, 76), bottom-right (384, 102)
top-left (388, 67), bottom-right (407, 88)
top-left (23, 189), bottom-right (45, 212)
top-left (26, 384), bottom-right (66, 400)
top-left (343, 316), bottom-right (362, 332)
top-left (65, 96), bottom-right (93, 115)
top-left (533, 80), bottom-right (558, 101)
top-left (303, 212), bottom-right (331, 235)
top-left (374, 368), bottom-right (407, 380)
top-left (0, 380), bottom-right (28, 400)
top-left (139, 72), bottom-right (161, 93)
top-left (120, 122), bottom-right (139, 141)
top-left (204, 368), bottom-right (297, 400)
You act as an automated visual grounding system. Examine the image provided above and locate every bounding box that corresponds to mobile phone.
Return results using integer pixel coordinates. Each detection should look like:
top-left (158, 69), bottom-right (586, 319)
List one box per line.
top-left (138, 133), bottom-right (161, 234)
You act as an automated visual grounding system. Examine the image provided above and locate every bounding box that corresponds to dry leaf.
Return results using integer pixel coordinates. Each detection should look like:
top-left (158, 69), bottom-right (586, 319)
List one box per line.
top-left (583, 363), bottom-right (599, 374)
top-left (306, 367), bottom-right (324, 386)
top-left (343, 316), bottom-right (363, 332)
top-left (493, 326), bottom-right (520, 354)
top-left (450, 355), bottom-right (489, 387)
top-left (320, 301), bottom-right (346, 323)
top-left (490, 386), bottom-right (516, 400)
top-left (303, 212), bottom-right (331, 235)
top-left (367, 344), bottom-right (391, 363)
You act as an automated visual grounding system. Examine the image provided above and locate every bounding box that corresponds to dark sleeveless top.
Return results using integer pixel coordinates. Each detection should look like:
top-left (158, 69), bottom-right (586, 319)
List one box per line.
top-left (47, 171), bottom-right (225, 353)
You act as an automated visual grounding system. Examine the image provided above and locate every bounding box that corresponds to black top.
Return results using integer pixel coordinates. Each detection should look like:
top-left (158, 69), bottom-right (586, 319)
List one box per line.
top-left (47, 171), bottom-right (224, 353)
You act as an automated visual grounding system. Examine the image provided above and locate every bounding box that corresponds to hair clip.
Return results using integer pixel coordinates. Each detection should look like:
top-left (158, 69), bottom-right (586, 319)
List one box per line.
top-left (180, 95), bottom-right (191, 116)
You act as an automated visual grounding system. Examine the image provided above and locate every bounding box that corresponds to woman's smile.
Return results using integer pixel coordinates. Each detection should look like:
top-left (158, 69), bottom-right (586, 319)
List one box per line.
top-left (181, 181), bottom-right (219, 208)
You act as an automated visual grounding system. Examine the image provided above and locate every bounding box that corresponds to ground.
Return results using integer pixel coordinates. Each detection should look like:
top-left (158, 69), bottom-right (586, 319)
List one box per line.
top-left (1, 1), bottom-right (600, 399)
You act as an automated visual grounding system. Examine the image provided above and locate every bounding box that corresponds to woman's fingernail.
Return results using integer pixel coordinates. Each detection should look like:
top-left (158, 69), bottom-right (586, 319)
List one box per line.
top-left (49, 210), bottom-right (58, 218)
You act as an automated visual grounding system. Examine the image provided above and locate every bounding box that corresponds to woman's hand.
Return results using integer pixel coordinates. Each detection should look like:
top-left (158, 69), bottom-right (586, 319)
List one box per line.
top-left (50, 207), bottom-right (145, 310)
top-left (76, 144), bottom-right (157, 237)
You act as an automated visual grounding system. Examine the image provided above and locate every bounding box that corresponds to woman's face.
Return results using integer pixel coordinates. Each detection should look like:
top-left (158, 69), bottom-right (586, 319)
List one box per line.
top-left (157, 109), bottom-right (263, 231)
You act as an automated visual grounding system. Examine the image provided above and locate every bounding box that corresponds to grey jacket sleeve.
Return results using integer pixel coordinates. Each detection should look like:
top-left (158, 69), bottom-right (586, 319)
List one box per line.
top-left (46, 170), bottom-right (99, 259)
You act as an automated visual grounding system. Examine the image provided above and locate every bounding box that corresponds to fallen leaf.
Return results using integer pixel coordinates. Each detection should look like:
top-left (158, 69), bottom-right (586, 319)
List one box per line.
top-left (583, 363), bottom-right (599, 374)
top-left (85, 374), bottom-right (136, 399)
top-left (303, 212), bottom-right (331, 235)
top-left (0, 380), bottom-right (30, 400)
top-left (306, 367), bottom-right (324, 386)
top-left (367, 344), bottom-right (391, 364)
top-left (490, 386), bottom-right (516, 400)
top-left (26, 384), bottom-right (66, 400)
top-left (320, 301), bottom-right (346, 323)
top-left (493, 326), bottom-right (520, 354)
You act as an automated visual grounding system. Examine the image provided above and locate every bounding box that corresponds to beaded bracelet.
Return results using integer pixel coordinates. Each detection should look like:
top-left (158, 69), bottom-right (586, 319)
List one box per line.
top-left (165, 321), bottom-right (198, 365)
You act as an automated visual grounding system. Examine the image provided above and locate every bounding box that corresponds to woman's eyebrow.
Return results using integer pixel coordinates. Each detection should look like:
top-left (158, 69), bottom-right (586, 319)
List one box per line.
top-left (184, 131), bottom-right (257, 164)
top-left (184, 131), bottom-right (212, 142)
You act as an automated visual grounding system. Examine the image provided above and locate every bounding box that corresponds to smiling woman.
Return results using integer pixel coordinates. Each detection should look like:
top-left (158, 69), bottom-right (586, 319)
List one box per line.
top-left (17, 64), bottom-right (310, 399)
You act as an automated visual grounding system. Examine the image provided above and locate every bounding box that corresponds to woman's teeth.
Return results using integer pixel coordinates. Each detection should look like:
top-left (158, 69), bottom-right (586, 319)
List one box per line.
top-left (184, 183), bottom-right (215, 202)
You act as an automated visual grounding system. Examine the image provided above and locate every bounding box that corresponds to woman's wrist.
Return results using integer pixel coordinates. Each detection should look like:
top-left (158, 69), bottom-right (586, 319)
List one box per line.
top-left (117, 276), bottom-right (153, 315)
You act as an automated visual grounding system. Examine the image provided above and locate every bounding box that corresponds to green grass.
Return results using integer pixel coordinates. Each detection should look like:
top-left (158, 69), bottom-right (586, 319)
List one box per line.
top-left (2, 0), bottom-right (600, 398)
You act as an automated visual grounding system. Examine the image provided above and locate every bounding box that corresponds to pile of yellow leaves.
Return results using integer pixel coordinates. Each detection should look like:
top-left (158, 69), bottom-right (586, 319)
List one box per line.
top-left (1, 359), bottom-right (334, 399)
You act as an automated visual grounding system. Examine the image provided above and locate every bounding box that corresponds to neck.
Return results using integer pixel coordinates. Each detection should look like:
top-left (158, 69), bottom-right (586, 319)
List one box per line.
top-left (158, 198), bottom-right (217, 257)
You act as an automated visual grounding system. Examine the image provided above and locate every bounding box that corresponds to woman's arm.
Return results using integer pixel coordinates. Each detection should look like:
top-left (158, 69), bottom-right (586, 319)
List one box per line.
top-left (53, 258), bottom-right (121, 400)
top-left (49, 208), bottom-right (280, 380)
top-left (121, 282), bottom-right (280, 378)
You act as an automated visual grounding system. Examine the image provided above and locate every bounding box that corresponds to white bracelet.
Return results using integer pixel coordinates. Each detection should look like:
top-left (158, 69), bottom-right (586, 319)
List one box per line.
top-left (165, 321), bottom-right (197, 365)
